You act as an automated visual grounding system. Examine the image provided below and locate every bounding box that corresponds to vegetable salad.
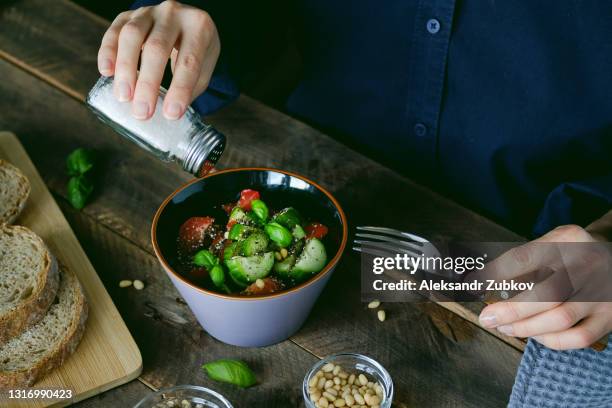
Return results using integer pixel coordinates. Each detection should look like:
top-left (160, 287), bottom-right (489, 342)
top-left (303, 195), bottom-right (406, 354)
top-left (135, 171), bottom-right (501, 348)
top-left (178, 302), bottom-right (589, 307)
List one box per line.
top-left (177, 189), bottom-right (329, 295)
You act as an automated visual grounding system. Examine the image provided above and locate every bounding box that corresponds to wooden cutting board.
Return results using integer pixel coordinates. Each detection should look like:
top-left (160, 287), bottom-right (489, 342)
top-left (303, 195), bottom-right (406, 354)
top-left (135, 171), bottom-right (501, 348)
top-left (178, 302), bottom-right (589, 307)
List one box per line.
top-left (0, 131), bottom-right (142, 407)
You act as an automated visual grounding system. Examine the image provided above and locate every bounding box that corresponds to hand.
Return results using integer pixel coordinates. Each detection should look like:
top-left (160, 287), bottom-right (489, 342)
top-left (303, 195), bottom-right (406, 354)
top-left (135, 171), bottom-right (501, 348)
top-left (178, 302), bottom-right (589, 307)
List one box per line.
top-left (477, 225), bottom-right (612, 350)
top-left (97, 0), bottom-right (220, 120)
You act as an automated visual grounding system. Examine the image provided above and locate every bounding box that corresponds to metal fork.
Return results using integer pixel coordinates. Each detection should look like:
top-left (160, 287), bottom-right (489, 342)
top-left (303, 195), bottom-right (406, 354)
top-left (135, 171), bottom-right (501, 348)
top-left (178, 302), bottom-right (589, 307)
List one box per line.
top-left (352, 226), bottom-right (448, 277)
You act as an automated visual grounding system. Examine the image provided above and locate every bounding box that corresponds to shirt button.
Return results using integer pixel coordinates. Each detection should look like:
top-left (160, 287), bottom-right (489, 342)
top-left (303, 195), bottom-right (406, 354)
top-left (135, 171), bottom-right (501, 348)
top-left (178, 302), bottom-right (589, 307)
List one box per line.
top-left (426, 18), bottom-right (440, 34)
top-left (414, 123), bottom-right (427, 137)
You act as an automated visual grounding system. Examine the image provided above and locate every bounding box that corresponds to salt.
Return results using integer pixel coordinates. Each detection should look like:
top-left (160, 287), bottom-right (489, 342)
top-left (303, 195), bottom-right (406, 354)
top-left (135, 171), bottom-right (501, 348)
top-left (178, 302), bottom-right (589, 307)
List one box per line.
top-left (86, 76), bottom-right (225, 175)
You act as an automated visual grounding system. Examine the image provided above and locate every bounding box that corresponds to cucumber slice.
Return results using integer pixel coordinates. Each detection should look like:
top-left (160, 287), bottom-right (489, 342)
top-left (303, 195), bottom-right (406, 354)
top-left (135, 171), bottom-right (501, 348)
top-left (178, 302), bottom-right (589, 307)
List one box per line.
top-left (292, 224), bottom-right (306, 240)
top-left (273, 254), bottom-right (296, 277)
top-left (290, 238), bottom-right (327, 281)
top-left (228, 223), bottom-right (255, 240)
top-left (272, 207), bottom-right (302, 229)
top-left (229, 207), bottom-right (248, 222)
top-left (226, 252), bottom-right (274, 287)
top-left (223, 241), bottom-right (241, 263)
top-left (242, 231), bottom-right (269, 256)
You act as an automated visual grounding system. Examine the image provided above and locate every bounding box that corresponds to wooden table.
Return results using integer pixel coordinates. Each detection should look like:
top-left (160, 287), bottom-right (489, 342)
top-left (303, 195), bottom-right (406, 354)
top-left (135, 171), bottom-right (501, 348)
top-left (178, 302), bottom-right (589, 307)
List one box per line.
top-left (0, 1), bottom-right (524, 406)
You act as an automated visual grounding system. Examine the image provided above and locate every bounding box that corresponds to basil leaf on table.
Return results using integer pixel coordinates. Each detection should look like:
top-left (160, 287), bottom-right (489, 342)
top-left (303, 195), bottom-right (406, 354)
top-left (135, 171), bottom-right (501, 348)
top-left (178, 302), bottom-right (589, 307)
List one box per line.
top-left (202, 359), bottom-right (257, 388)
top-left (67, 174), bottom-right (94, 210)
top-left (66, 148), bottom-right (95, 176)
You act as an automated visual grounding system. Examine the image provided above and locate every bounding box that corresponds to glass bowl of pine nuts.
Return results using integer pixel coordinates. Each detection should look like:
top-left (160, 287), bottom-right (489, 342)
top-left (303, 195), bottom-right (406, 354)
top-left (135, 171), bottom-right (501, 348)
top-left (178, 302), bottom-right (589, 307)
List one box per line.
top-left (303, 353), bottom-right (393, 408)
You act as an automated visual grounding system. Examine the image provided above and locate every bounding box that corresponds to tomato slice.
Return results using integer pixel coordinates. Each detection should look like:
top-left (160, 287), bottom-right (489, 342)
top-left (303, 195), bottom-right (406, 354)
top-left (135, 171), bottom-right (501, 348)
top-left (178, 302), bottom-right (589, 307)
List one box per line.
top-left (178, 216), bottom-right (215, 253)
top-left (237, 189), bottom-right (260, 211)
top-left (244, 277), bottom-right (283, 295)
top-left (305, 223), bottom-right (328, 239)
top-left (221, 203), bottom-right (235, 215)
top-left (226, 218), bottom-right (237, 231)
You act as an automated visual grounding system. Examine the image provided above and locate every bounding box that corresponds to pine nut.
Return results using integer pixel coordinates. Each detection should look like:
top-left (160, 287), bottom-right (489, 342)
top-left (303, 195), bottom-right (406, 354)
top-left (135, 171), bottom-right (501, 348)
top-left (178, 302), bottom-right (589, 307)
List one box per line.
top-left (377, 309), bottom-right (386, 322)
top-left (318, 397), bottom-right (329, 407)
top-left (309, 376), bottom-right (319, 388)
top-left (255, 279), bottom-right (265, 289)
top-left (333, 377), bottom-right (341, 385)
top-left (345, 395), bottom-right (355, 406)
top-left (311, 391), bottom-right (322, 401)
top-left (325, 380), bottom-right (334, 389)
top-left (358, 374), bottom-right (368, 386)
top-left (353, 393), bottom-right (365, 405)
top-left (367, 300), bottom-right (380, 309)
top-left (339, 371), bottom-right (348, 379)
top-left (323, 391), bottom-right (336, 401)
top-left (348, 374), bottom-right (355, 385)
top-left (322, 363), bottom-right (335, 372)
top-left (334, 399), bottom-right (346, 407)
top-left (333, 365), bottom-right (341, 375)
top-left (318, 377), bottom-right (327, 389)
top-left (133, 280), bottom-right (145, 290)
top-left (368, 395), bottom-right (381, 405)
top-left (119, 280), bottom-right (132, 288)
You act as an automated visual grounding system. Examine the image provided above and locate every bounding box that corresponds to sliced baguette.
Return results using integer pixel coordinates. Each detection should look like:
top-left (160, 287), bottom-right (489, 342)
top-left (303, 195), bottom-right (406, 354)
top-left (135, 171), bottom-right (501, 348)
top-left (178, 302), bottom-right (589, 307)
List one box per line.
top-left (0, 264), bottom-right (88, 389)
top-left (0, 225), bottom-right (60, 344)
top-left (0, 160), bottom-right (30, 224)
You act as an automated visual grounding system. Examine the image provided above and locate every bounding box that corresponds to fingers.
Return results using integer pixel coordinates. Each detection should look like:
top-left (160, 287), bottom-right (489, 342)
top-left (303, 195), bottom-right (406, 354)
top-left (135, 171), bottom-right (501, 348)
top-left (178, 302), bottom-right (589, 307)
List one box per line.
top-left (98, 12), bottom-right (131, 76)
top-left (474, 242), bottom-right (559, 284)
top-left (101, 2), bottom-right (221, 120)
top-left (495, 302), bottom-right (593, 338)
top-left (114, 12), bottom-right (153, 102)
top-left (533, 312), bottom-right (610, 350)
top-left (132, 19), bottom-right (180, 119)
top-left (164, 8), bottom-right (219, 119)
top-left (479, 301), bottom-right (561, 328)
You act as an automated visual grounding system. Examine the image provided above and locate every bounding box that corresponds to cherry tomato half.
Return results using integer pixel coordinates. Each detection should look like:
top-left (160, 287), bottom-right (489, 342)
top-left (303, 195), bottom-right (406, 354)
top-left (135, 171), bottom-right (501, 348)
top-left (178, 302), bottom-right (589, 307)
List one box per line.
top-left (305, 223), bottom-right (328, 239)
top-left (237, 189), bottom-right (260, 211)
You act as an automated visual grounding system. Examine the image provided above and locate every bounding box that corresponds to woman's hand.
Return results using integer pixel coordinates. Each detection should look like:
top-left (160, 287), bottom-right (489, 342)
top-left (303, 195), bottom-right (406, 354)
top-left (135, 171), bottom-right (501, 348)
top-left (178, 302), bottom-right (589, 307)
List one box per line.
top-left (97, 0), bottom-right (220, 120)
top-left (478, 224), bottom-right (612, 350)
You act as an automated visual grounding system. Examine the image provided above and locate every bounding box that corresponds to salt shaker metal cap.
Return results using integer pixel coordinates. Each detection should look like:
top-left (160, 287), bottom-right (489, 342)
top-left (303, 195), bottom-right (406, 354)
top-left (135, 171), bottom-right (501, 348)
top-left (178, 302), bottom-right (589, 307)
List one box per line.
top-left (86, 76), bottom-right (225, 176)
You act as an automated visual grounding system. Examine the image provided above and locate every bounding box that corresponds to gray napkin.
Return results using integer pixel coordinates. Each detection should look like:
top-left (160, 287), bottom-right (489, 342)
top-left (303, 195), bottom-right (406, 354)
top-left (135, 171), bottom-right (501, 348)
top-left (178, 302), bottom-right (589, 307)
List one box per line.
top-left (509, 336), bottom-right (612, 408)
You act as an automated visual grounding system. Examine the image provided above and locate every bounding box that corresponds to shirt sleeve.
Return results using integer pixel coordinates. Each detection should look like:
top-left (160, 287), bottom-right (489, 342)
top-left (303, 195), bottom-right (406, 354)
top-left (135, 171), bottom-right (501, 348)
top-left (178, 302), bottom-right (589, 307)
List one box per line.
top-left (532, 174), bottom-right (612, 237)
top-left (130, 0), bottom-right (240, 115)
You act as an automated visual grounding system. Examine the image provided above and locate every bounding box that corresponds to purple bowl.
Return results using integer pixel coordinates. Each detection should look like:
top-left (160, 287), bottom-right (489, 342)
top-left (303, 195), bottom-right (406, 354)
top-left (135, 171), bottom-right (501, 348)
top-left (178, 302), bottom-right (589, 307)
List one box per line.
top-left (151, 168), bottom-right (348, 347)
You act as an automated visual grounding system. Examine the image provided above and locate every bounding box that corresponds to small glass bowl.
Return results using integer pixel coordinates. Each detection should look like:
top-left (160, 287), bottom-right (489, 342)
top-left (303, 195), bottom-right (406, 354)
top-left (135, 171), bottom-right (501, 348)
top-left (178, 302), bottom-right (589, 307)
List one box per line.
top-left (133, 385), bottom-right (233, 408)
top-left (303, 353), bottom-right (394, 408)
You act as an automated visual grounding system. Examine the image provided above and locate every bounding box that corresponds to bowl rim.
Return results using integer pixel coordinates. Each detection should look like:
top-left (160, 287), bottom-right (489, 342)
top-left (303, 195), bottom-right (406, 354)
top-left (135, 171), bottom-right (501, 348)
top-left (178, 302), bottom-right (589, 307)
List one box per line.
top-left (302, 353), bottom-right (394, 407)
top-left (133, 384), bottom-right (233, 408)
top-left (151, 167), bottom-right (348, 301)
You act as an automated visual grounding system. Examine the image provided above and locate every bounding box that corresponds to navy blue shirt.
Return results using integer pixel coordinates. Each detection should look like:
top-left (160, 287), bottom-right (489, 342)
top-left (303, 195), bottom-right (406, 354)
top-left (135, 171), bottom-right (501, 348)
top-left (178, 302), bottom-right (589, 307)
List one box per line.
top-left (134, 0), bottom-right (612, 237)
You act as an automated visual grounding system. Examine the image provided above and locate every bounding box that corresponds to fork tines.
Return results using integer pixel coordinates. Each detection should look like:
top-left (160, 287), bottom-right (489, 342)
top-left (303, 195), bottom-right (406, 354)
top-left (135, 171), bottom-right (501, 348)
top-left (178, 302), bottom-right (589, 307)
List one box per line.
top-left (353, 226), bottom-right (426, 257)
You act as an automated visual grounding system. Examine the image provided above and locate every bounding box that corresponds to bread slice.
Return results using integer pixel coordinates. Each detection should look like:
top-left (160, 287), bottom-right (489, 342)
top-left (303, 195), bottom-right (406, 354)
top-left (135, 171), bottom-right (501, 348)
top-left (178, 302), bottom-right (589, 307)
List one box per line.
top-left (0, 225), bottom-right (60, 344)
top-left (0, 160), bottom-right (30, 224)
top-left (0, 264), bottom-right (88, 389)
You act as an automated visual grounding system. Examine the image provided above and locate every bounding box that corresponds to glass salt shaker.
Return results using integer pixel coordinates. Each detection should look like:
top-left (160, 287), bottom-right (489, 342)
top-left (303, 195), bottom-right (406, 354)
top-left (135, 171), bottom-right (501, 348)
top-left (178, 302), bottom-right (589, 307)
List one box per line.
top-left (86, 76), bottom-right (225, 176)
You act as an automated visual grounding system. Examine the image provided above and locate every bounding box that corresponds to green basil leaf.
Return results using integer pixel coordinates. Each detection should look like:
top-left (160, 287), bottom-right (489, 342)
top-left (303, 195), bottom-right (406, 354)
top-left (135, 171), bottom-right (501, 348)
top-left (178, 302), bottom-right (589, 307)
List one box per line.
top-left (66, 148), bottom-right (95, 176)
top-left (250, 199), bottom-right (269, 222)
top-left (202, 359), bottom-right (257, 388)
top-left (264, 222), bottom-right (293, 248)
top-left (193, 249), bottom-right (219, 269)
top-left (210, 264), bottom-right (225, 287)
top-left (67, 175), bottom-right (93, 210)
